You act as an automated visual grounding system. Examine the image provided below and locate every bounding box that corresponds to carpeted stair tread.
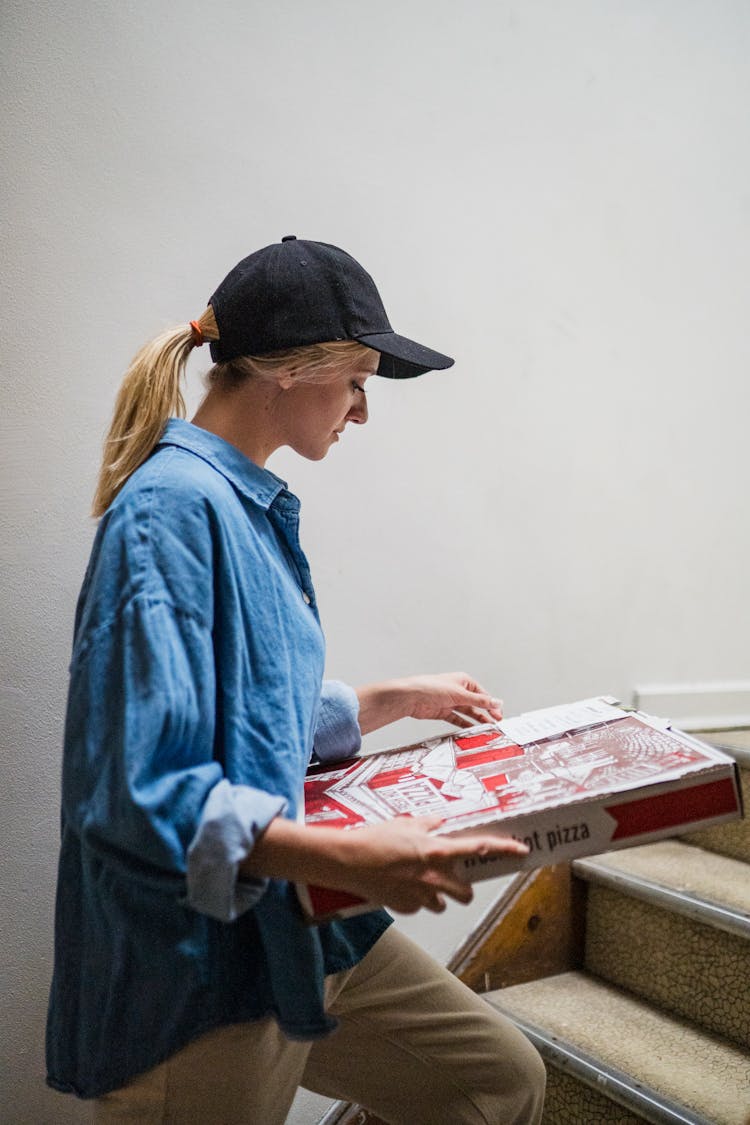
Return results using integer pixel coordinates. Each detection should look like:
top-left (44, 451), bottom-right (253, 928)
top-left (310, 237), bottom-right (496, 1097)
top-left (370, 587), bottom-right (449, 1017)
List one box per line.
top-left (699, 730), bottom-right (750, 754)
top-left (573, 839), bottom-right (750, 926)
top-left (487, 971), bottom-right (750, 1125)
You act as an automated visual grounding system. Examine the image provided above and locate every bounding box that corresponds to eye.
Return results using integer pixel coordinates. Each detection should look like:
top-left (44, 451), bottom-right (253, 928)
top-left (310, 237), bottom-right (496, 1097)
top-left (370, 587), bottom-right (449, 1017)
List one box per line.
top-left (352, 381), bottom-right (367, 394)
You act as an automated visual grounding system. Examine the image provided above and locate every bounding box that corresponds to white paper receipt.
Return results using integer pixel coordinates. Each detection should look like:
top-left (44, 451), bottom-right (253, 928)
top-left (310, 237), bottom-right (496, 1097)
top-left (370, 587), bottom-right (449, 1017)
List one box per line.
top-left (500, 696), bottom-right (627, 746)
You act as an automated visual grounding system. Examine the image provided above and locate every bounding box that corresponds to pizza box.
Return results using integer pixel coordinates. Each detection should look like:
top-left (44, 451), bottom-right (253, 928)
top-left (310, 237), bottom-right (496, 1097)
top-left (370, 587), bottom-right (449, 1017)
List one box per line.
top-left (298, 696), bottom-right (743, 922)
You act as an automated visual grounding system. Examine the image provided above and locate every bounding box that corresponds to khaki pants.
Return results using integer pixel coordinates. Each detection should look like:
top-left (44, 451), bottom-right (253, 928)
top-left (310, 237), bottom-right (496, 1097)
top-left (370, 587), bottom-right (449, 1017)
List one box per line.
top-left (94, 926), bottom-right (546, 1125)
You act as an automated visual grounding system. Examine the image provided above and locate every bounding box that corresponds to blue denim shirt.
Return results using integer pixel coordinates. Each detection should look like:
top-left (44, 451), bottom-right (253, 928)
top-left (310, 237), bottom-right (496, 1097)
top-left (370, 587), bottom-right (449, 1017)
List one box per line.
top-left (46, 419), bottom-right (390, 1099)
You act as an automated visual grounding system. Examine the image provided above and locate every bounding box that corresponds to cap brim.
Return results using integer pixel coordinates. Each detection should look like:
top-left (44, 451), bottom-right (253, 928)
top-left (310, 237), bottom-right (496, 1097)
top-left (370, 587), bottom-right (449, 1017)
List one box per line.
top-left (357, 331), bottom-right (454, 379)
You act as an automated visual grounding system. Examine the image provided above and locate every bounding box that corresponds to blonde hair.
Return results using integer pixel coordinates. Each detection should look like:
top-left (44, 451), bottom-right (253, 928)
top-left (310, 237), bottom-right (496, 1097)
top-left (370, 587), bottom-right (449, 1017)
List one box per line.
top-left (91, 311), bottom-right (375, 517)
top-left (209, 339), bottom-right (376, 388)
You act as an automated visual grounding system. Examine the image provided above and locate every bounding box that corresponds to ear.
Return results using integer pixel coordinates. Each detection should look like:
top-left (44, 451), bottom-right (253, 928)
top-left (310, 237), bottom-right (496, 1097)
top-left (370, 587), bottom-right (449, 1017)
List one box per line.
top-left (276, 366), bottom-right (300, 391)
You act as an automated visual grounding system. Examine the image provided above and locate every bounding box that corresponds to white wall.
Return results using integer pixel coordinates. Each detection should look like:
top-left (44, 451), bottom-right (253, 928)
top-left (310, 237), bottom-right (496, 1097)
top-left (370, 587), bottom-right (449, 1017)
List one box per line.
top-left (3, 2), bottom-right (749, 1121)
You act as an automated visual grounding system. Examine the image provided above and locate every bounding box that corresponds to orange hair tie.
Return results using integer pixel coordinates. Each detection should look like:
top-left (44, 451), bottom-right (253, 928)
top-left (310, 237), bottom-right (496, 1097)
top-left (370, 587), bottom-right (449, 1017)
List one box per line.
top-left (190, 320), bottom-right (205, 347)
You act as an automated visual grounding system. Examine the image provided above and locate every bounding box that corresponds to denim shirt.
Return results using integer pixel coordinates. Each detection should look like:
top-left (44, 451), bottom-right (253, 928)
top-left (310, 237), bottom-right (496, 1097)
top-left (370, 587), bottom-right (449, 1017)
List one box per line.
top-left (46, 419), bottom-right (390, 1099)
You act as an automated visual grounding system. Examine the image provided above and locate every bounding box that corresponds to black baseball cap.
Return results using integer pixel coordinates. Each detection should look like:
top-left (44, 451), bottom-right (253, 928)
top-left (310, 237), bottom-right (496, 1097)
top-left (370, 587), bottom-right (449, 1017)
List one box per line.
top-left (207, 236), bottom-right (454, 379)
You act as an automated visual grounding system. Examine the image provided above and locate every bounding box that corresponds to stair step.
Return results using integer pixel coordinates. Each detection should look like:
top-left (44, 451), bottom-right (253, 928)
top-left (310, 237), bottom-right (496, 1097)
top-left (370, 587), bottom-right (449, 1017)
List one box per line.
top-left (573, 840), bottom-right (750, 939)
top-left (487, 971), bottom-right (750, 1125)
top-left (683, 749), bottom-right (749, 863)
top-left (695, 731), bottom-right (750, 761)
top-left (572, 843), bottom-right (749, 1048)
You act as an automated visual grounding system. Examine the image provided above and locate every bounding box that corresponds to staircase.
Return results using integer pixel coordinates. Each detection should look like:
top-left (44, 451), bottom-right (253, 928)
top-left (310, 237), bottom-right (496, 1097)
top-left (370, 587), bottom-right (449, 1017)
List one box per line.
top-left (487, 732), bottom-right (750, 1124)
top-left (318, 733), bottom-right (750, 1125)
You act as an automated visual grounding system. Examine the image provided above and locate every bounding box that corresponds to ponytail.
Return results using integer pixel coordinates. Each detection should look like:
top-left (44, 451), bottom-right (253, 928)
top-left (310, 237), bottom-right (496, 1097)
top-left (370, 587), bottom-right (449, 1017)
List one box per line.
top-left (91, 306), bottom-right (218, 517)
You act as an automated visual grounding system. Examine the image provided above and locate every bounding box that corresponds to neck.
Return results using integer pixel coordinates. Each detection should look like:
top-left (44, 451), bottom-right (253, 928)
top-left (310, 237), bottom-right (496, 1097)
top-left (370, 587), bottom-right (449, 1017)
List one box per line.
top-left (191, 379), bottom-right (283, 468)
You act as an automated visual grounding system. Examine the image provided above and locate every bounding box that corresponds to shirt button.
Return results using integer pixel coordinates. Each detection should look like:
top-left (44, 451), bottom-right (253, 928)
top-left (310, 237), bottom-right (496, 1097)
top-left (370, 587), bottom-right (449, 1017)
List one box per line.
top-left (302, 592), bottom-right (311, 605)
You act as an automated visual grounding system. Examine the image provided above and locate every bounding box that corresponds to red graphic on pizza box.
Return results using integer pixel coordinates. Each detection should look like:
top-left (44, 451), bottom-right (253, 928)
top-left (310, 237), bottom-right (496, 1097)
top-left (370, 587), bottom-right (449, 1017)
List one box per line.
top-left (304, 717), bottom-right (729, 833)
top-left (305, 731), bottom-right (525, 827)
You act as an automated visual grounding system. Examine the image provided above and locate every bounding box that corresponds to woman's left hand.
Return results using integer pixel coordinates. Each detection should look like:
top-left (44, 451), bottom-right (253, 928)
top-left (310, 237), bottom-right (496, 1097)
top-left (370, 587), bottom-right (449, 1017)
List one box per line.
top-left (356, 672), bottom-right (503, 735)
top-left (403, 672), bottom-right (503, 727)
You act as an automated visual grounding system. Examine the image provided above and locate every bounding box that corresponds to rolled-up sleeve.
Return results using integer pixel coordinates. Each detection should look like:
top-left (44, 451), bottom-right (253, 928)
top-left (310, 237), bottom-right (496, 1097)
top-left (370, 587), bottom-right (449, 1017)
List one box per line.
top-left (313, 679), bottom-right (362, 762)
top-left (185, 779), bottom-right (286, 921)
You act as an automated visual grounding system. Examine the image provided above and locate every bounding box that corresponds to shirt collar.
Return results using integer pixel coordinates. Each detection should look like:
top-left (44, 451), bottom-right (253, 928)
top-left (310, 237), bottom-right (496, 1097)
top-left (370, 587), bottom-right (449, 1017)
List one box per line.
top-left (157, 419), bottom-right (289, 510)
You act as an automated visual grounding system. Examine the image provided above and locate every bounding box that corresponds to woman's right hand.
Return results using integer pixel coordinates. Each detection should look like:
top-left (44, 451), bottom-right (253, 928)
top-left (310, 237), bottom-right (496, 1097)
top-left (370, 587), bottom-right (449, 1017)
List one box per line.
top-left (241, 815), bottom-right (529, 914)
top-left (328, 816), bottom-right (529, 914)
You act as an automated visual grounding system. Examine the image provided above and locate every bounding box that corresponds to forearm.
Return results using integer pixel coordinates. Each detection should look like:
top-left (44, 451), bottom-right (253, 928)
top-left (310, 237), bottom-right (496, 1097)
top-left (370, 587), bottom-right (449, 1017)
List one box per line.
top-left (355, 673), bottom-right (504, 735)
top-left (355, 679), bottom-right (415, 735)
top-left (239, 817), bottom-right (351, 888)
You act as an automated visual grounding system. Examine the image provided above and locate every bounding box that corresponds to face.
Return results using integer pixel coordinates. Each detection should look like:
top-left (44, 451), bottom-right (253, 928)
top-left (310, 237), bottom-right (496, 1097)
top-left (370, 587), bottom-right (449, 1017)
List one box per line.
top-left (277, 354), bottom-right (378, 461)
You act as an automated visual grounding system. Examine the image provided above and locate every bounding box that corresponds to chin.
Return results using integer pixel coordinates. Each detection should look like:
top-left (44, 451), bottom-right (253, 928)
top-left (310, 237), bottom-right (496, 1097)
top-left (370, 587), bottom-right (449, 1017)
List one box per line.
top-left (297, 445), bottom-right (331, 462)
top-left (290, 434), bottom-right (338, 462)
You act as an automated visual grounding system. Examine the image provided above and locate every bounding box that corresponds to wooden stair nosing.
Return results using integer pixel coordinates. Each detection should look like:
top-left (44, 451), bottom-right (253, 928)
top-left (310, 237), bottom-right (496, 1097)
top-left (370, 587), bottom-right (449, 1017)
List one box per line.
top-left (488, 1005), bottom-right (718, 1125)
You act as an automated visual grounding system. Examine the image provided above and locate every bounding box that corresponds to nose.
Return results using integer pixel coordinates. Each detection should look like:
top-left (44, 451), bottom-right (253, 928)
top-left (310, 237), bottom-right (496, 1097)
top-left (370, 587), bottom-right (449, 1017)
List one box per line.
top-left (347, 395), bottom-right (368, 425)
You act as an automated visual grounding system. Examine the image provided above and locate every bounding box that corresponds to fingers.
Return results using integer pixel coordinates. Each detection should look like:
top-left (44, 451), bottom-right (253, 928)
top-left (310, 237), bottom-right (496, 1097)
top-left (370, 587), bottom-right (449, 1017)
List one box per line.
top-left (462, 695), bottom-right (503, 721)
top-left (431, 875), bottom-right (473, 906)
top-left (432, 832), bottom-right (531, 860)
top-left (393, 873), bottom-right (473, 915)
top-left (447, 710), bottom-right (481, 728)
top-left (467, 835), bottom-right (530, 858)
top-left (454, 673), bottom-right (501, 703)
top-left (448, 704), bottom-right (503, 727)
top-left (447, 679), bottom-right (504, 723)
top-left (408, 820), bottom-right (530, 861)
top-left (411, 836), bottom-right (525, 913)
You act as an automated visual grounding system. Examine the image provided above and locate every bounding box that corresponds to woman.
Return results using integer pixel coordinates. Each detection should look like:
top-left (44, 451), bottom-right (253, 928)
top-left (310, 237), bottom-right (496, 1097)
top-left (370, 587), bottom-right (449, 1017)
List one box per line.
top-left (47, 236), bottom-right (545, 1123)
